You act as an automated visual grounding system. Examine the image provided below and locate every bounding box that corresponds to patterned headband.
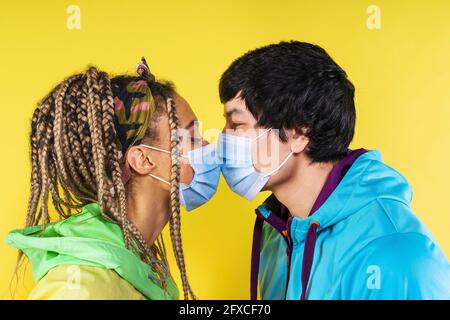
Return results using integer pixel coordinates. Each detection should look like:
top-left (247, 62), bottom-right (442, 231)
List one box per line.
top-left (113, 57), bottom-right (156, 184)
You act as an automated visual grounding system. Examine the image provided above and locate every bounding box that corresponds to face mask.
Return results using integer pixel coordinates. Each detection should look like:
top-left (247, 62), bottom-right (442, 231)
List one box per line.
top-left (139, 143), bottom-right (220, 211)
top-left (217, 128), bottom-right (293, 200)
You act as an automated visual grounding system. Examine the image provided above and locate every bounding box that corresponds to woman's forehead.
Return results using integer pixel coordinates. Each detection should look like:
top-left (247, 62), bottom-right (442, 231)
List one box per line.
top-left (173, 93), bottom-right (197, 124)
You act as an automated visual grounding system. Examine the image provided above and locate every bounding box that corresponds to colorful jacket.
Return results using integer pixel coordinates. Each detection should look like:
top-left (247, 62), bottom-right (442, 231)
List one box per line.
top-left (6, 203), bottom-right (179, 300)
top-left (251, 150), bottom-right (450, 300)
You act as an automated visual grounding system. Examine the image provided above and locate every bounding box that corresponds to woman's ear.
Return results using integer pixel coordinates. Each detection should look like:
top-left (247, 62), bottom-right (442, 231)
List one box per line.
top-left (126, 146), bottom-right (156, 175)
top-left (288, 127), bottom-right (310, 154)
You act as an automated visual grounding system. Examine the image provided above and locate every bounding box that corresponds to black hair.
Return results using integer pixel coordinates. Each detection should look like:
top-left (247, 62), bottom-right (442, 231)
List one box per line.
top-left (219, 41), bottom-right (356, 162)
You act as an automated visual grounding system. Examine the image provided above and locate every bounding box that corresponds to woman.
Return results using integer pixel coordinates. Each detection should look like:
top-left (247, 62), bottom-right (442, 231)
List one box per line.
top-left (6, 59), bottom-right (220, 299)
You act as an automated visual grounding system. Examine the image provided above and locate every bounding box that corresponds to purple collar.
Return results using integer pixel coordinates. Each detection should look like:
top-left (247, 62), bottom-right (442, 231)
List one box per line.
top-left (309, 148), bottom-right (368, 215)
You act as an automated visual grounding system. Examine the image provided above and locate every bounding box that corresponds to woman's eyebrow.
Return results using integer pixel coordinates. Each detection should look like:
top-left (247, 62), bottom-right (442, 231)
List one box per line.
top-left (184, 120), bottom-right (196, 130)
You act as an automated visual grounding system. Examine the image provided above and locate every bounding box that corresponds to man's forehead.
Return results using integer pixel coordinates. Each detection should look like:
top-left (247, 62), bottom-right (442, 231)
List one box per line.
top-left (224, 97), bottom-right (248, 115)
top-left (225, 95), bottom-right (246, 108)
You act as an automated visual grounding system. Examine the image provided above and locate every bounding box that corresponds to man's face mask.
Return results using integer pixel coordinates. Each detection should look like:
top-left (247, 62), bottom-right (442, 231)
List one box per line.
top-left (139, 143), bottom-right (220, 211)
top-left (217, 128), bottom-right (293, 200)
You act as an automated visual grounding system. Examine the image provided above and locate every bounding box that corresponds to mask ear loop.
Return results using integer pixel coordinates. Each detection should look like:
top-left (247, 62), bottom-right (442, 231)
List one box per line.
top-left (140, 144), bottom-right (189, 161)
top-left (140, 145), bottom-right (190, 185)
top-left (148, 173), bottom-right (171, 185)
top-left (251, 127), bottom-right (294, 177)
top-left (263, 151), bottom-right (294, 177)
top-left (250, 128), bottom-right (272, 142)
top-left (140, 144), bottom-right (171, 154)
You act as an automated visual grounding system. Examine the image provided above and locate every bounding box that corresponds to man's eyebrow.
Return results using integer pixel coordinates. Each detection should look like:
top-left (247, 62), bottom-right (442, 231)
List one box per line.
top-left (223, 108), bottom-right (242, 118)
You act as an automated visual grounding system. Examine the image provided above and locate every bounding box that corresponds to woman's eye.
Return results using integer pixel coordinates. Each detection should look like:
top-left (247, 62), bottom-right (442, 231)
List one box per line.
top-left (191, 137), bottom-right (202, 144)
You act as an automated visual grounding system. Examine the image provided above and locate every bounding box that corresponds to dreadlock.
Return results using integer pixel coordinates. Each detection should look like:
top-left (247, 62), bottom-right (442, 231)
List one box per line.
top-left (17, 65), bottom-right (196, 299)
top-left (165, 97), bottom-right (196, 300)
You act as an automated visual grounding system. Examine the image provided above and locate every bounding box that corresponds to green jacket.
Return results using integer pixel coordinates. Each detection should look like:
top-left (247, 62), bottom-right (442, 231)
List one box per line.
top-left (5, 203), bottom-right (179, 300)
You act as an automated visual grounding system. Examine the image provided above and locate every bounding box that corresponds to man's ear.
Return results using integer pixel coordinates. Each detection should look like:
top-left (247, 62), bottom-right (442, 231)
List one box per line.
top-left (287, 127), bottom-right (309, 154)
top-left (126, 146), bottom-right (156, 175)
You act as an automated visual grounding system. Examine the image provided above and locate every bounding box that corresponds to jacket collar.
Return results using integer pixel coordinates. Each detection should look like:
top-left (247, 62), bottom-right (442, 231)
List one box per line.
top-left (256, 149), bottom-right (371, 245)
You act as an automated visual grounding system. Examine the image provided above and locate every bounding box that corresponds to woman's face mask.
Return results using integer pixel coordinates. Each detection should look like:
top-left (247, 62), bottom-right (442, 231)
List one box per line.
top-left (217, 128), bottom-right (293, 200)
top-left (139, 143), bottom-right (220, 211)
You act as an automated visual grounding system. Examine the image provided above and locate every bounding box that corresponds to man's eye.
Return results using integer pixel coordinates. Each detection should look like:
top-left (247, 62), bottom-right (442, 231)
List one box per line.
top-left (232, 122), bottom-right (243, 129)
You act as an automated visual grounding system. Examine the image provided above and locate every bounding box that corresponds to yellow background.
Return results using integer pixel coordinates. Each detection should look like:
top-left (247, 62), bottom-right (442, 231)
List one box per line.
top-left (0, 0), bottom-right (449, 299)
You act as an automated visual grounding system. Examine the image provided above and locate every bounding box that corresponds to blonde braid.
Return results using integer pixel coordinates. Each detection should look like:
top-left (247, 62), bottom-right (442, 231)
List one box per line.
top-left (25, 86), bottom-right (61, 227)
top-left (18, 104), bottom-right (46, 265)
top-left (54, 75), bottom-right (81, 193)
top-left (85, 67), bottom-right (108, 212)
top-left (38, 122), bottom-right (53, 224)
top-left (166, 97), bottom-right (197, 300)
top-left (25, 107), bottom-right (43, 227)
top-left (52, 75), bottom-right (91, 217)
top-left (61, 79), bottom-right (97, 201)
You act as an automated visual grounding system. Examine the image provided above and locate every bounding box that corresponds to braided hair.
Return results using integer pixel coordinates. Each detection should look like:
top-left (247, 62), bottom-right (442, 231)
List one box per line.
top-left (18, 65), bottom-right (196, 299)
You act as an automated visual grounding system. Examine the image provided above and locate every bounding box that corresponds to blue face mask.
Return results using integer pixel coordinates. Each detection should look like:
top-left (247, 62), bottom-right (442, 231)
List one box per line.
top-left (139, 143), bottom-right (220, 211)
top-left (217, 128), bottom-right (293, 200)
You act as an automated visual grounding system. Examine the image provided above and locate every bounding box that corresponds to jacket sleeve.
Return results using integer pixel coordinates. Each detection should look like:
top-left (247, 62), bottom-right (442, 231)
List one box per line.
top-left (28, 265), bottom-right (146, 300)
top-left (340, 232), bottom-right (450, 300)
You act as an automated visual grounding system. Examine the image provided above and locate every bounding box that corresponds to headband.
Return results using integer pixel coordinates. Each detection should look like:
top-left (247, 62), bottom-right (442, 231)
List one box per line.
top-left (113, 57), bottom-right (156, 184)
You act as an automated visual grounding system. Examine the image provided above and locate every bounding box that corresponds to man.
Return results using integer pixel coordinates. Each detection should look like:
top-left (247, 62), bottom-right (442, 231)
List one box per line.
top-left (217, 41), bottom-right (450, 299)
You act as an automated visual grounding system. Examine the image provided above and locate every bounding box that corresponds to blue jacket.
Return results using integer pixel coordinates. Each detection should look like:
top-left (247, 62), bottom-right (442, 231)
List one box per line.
top-left (254, 150), bottom-right (450, 299)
